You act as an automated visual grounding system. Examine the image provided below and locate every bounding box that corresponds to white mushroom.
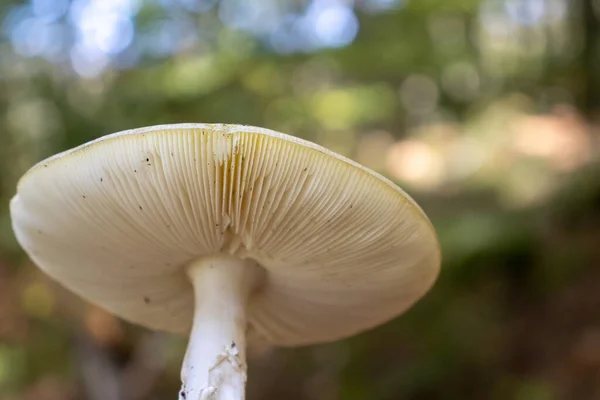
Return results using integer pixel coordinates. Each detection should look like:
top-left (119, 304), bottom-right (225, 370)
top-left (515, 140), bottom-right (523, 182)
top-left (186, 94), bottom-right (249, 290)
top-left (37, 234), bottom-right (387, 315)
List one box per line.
top-left (10, 123), bottom-right (441, 400)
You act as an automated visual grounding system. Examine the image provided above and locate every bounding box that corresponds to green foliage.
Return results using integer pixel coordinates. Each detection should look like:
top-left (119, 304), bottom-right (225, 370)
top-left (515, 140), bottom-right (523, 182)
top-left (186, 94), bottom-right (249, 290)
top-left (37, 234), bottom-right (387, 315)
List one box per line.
top-left (1, 0), bottom-right (599, 399)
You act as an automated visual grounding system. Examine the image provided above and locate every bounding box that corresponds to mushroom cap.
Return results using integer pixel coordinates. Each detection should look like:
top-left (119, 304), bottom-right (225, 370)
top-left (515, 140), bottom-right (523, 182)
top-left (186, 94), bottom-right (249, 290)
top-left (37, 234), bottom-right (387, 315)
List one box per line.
top-left (10, 124), bottom-right (441, 346)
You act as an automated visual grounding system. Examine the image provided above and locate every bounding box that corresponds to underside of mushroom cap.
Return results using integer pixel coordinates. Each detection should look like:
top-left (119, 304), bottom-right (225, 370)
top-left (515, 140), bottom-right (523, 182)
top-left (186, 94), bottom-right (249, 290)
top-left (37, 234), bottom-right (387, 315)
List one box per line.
top-left (10, 124), bottom-right (441, 346)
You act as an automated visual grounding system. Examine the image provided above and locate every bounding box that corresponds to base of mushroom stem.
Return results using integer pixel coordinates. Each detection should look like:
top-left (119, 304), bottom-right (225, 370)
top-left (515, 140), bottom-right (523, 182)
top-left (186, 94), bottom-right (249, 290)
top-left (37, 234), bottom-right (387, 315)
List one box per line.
top-left (179, 256), bottom-right (261, 400)
top-left (184, 343), bottom-right (245, 400)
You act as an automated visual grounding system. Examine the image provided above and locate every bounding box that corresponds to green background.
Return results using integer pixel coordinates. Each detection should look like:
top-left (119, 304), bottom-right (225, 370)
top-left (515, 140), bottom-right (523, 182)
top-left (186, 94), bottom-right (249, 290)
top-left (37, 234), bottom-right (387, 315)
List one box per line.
top-left (1, 0), bottom-right (599, 399)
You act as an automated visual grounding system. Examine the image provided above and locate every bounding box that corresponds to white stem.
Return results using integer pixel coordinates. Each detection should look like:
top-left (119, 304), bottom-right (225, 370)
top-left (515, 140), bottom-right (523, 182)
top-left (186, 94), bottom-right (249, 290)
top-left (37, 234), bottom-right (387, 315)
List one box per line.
top-left (180, 256), bottom-right (260, 400)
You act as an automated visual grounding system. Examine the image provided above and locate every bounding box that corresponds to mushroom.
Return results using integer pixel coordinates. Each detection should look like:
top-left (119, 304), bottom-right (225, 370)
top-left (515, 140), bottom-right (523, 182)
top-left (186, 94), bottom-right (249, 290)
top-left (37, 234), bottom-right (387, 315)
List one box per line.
top-left (10, 124), bottom-right (441, 399)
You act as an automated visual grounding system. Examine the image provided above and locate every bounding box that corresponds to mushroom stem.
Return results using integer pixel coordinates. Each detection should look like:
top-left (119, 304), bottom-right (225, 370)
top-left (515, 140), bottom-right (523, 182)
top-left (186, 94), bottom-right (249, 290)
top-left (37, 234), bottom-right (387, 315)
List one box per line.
top-left (180, 256), bottom-right (260, 400)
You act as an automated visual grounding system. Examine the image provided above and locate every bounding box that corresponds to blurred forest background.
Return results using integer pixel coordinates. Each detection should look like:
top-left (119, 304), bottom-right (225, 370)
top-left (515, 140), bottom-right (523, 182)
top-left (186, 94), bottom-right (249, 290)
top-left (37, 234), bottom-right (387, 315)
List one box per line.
top-left (1, 0), bottom-right (600, 399)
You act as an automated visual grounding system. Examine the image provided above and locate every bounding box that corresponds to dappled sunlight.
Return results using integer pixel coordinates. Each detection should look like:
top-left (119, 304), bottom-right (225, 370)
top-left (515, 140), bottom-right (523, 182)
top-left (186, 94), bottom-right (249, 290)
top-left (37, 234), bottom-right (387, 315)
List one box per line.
top-left (512, 106), bottom-right (593, 171)
top-left (386, 139), bottom-right (445, 190)
top-left (379, 99), bottom-right (597, 208)
top-left (1, 0), bottom-right (600, 399)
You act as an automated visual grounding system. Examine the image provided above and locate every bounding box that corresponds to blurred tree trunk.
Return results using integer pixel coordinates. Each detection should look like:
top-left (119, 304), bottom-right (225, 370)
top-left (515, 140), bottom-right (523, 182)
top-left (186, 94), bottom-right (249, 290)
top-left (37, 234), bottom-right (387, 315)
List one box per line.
top-left (581, 0), bottom-right (600, 121)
